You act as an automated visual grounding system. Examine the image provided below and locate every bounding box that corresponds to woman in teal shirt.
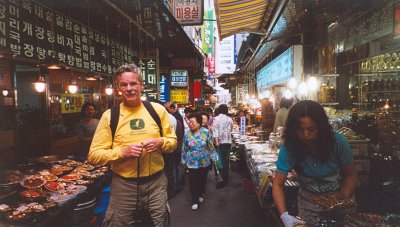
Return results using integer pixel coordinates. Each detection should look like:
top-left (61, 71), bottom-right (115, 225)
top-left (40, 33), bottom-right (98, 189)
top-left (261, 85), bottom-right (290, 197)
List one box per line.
top-left (182, 112), bottom-right (218, 211)
top-left (272, 100), bottom-right (358, 226)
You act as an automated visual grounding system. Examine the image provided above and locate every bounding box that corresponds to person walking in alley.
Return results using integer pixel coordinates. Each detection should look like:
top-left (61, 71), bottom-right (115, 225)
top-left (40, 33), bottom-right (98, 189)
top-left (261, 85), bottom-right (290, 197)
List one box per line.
top-left (76, 102), bottom-right (99, 162)
top-left (88, 63), bottom-right (177, 226)
top-left (212, 104), bottom-right (233, 188)
top-left (182, 112), bottom-right (219, 210)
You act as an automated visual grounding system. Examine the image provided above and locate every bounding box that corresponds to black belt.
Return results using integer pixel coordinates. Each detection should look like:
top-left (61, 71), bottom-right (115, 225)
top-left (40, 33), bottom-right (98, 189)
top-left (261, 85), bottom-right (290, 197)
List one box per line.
top-left (115, 170), bottom-right (163, 182)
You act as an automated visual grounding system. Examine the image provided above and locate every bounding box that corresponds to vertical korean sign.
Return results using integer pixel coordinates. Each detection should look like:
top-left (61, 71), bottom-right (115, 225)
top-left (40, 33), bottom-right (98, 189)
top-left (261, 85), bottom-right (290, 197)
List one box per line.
top-left (139, 58), bottom-right (157, 90)
top-left (173, 0), bottom-right (204, 26)
top-left (202, 10), bottom-right (214, 54)
top-left (159, 74), bottom-right (170, 103)
top-left (207, 57), bottom-right (215, 73)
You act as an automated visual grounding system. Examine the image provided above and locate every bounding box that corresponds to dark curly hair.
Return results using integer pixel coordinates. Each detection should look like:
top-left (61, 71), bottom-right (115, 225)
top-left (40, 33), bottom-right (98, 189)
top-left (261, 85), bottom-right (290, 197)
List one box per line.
top-left (283, 100), bottom-right (335, 163)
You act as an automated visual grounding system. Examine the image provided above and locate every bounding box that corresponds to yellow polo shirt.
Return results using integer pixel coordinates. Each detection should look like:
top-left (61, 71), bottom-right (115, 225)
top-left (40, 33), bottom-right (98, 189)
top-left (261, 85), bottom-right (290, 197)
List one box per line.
top-left (88, 102), bottom-right (177, 178)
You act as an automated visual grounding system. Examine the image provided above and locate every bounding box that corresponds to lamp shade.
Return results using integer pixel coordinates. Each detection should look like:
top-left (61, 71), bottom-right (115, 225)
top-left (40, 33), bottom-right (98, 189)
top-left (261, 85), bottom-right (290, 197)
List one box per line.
top-left (105, 86), bottom-right (113, 95)
top-left (34, 76), bottom-right (46, 93)
top-left (68, 80), bottom-right (78, 94)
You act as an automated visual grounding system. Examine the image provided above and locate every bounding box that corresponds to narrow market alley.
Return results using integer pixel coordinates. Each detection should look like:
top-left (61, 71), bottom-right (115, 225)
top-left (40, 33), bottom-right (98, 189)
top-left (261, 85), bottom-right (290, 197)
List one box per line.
top-left (168, 170), bottom-right (276, 227)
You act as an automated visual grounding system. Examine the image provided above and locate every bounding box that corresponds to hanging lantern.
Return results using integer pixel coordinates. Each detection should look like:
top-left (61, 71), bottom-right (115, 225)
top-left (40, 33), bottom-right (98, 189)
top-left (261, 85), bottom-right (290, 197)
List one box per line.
top-left (68, 80), bottom-right (78, 94)
top-left (34, 76), bottom-right (46, 93)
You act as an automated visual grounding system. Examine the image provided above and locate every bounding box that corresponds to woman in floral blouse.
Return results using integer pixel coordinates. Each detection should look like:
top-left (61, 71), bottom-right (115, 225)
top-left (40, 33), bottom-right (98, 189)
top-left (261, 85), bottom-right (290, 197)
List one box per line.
top-left (182, 112), bottom-right (218, 210)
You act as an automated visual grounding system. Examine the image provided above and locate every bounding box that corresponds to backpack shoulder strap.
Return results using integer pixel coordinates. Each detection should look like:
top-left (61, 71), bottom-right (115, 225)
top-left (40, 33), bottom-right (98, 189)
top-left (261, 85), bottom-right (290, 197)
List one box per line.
top-left (110, 105), bottom-right (120, 142)
top-left (142, 100), bottom-right (163, 137)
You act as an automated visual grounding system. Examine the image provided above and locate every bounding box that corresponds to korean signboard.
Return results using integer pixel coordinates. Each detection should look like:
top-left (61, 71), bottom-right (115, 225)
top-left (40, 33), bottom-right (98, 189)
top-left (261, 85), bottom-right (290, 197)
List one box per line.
top-left (0, 0), bottom-right (136, 74)
top-left (173, 0), bottom-right (204, 26)
top-left (171, 70), bottom-right (188, 87)
top-left (170, 89), bottom-right (188, 103)
top-left (256, 45), bottom-right (303, 97)
top-left (207, 57), bottom-right (215, 73)
top-left (201, 9), bottom-right (213, 54)
top-left (60, 94), bottom-right (86, 114)
top-left (159, 74), bottom-right (170, 103)
top-left (139, 58), bottom-right (157, 90)
top-left (216, 35), bottom-right (235, 74)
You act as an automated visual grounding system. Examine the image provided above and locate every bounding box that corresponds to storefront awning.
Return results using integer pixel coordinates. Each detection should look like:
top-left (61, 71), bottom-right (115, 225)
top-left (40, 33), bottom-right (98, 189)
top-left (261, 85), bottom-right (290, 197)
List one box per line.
top-left (215, 0), bottom-right (279, 40)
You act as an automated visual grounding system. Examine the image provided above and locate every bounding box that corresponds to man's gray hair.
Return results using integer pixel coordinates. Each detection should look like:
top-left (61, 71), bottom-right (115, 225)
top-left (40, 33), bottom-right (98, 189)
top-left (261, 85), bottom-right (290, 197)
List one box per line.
top-left (115, 63), bottom-right (143, 84)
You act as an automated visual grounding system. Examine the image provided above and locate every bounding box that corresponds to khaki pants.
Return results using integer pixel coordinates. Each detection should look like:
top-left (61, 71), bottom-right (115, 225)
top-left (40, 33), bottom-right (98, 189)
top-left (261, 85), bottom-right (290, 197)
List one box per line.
top-left (103, 172), bottom-right (169, 227)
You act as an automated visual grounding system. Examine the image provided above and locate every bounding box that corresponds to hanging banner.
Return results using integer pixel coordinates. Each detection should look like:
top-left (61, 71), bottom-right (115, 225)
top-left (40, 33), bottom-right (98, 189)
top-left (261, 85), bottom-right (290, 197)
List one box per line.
top-left (171, 70), bottom-right (188, 87)
top-left (201, 9), bottom-right (214, 54)
top-left (139, 58), bottom-right (157, 90)
top-left (173, 0), bottom-right (204, 26)
top-left (159, 74), bottom-right (170, 103)
top-left (216, 35), bottom-right (235, 74)
top-left (193, 80), bottom-right (201, 98)
top-left (170, 89), bottom-right (188, 103)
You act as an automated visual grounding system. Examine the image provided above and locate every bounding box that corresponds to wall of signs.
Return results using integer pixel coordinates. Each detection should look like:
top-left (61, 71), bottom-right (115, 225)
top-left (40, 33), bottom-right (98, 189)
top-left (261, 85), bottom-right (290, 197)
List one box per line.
top-left (171, 69), bottom-right (188, 87)
top-left (0, 0), bottom-right (137, 74)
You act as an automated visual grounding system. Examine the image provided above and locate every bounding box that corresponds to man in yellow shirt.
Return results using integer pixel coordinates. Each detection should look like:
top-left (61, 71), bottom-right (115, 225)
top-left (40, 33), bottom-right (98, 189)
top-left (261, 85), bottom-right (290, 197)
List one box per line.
top-left (88, 63), bottom-right (177, 226)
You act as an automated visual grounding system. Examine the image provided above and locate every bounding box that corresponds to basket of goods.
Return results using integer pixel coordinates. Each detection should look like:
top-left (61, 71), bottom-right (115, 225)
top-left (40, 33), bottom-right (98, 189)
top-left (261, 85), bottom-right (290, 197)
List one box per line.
top-left (47, 194), bottom-right (70, 206)
top-left (57, 190), bottom-right (79, 199)
top-left (44, 181), bottom-right (65, 192)
top-left (64, 160), bottom-right (83, 167)
top-left (67, 185), bottom-right (87, 194)
top-left (59, 174), bottom-right (82, 182)
top-left (75, 164), bottom-right (94, 171)
top-left (19, 189), bottom-right (46, 201)
top-left (20, 176), bottom-right (46, 188)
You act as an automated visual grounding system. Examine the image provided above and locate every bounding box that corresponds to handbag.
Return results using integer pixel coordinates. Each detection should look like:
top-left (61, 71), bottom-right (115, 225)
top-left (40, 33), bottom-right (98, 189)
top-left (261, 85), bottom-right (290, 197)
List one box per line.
top-left (214, 162), bottom-right (224, 184)
top-left (215, 147), bottom-right (224, 169)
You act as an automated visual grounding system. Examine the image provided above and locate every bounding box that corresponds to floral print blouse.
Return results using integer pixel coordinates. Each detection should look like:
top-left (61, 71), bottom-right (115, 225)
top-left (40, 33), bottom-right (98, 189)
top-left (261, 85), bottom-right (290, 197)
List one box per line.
top-left (181, 127), bottom-right (218, 169)
top-left (212, 114), bottom-right (233, 144)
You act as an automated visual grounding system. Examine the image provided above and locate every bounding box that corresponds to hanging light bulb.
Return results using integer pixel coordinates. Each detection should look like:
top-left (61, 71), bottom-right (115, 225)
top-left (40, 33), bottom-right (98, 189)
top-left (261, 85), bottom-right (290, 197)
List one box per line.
top-left (2, 89), bottom-right (8, 96)
top-left (140, 94), bottom-right (147, 101)
top-left (287, 77), bottom-right (298, 90)
top-left (34, 76), bottom-right (46, 93)
top-left (68, 79), bottom-right (78, 94)
top-left (307, 76), bottom-right (318, 91)
top-left (105, 84), bottom-right (113, 95)
top-left (283, 88), bottom-right (293, 99)
top-left (298, 81), bottom-right (308, 96)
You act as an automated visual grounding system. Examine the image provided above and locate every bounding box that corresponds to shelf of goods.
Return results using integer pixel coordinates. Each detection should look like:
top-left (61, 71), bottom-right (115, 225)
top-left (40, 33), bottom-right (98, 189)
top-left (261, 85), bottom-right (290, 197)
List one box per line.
top-left (351, 72), bottom-right (400, 113)
top-left (243, 141), bottom-right (299, 224)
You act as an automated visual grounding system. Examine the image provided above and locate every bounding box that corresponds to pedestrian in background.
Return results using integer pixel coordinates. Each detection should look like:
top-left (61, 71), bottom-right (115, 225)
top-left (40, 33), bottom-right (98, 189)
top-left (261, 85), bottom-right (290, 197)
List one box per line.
top-left (76, 102), bottom-right (99, 162)
top-left (182, 112), bottom-right (218, 210)
top-left (212, 104), bottom-right (233, 188)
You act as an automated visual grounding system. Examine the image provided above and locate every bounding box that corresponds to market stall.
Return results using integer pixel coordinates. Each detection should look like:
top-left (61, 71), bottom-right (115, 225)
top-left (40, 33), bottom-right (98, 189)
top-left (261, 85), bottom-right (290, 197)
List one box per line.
top-left (0, 156), bottom-right (111, 226)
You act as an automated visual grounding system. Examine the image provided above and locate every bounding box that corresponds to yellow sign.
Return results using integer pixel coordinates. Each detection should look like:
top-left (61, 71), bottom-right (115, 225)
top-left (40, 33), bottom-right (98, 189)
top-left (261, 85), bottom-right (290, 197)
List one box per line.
top-left (170, 89), bottom-right (188, 104)
top-left (61, 94), bottom-right (86, 114)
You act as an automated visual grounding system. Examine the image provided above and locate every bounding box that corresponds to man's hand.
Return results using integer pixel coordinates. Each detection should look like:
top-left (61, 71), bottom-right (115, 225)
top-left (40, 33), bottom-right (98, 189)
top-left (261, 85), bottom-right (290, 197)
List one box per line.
top-left (142, 138), bottom-right (164, 153)
top-left (280, 212), bottom-right (305, 227)
top-left (122, 143), bottom-right (143, 158)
